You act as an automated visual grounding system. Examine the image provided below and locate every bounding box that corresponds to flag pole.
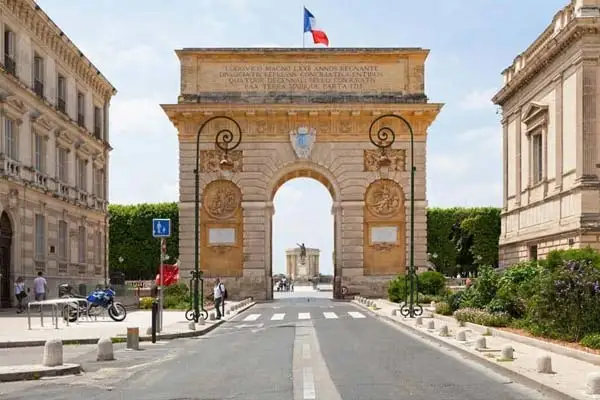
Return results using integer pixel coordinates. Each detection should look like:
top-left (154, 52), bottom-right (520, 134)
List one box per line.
top-left (302, 5), bottom-right (305, 48)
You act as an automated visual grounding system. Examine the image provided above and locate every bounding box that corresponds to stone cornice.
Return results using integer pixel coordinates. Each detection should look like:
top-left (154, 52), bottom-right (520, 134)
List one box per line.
top-left (178, 92), bottom-right (428, 105)
top-left (493, 20), bottom-right (598, 105)
top-left (177, 47), bottom-right (430, 59)
top-left (2, 0), bottom-right (117, 99)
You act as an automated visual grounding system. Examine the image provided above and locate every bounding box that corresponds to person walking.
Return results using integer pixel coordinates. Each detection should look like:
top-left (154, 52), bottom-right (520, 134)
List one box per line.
top-left (14, 276), bottom-right (26, 313)
top-left (33, 271), bottom-right (47, 301)
top-left (213, 278), bottom-right (226, 320)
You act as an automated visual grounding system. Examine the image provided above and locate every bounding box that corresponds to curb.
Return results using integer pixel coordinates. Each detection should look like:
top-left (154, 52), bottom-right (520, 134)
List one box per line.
top-left (352, 301), bottom-right (578, 400)
top-left (431, 312), bottom-right (600, 367)
top-left (0, 363), bottom-right (82, 383)
top-left (0, 301), bottom-right (257, 349)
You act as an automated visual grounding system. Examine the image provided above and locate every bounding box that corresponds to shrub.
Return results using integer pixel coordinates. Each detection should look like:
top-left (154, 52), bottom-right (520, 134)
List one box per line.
top-left (139, 297), bottom-right (153, 309)
top-left (388, 275), bottom-right (417, 303)
top-left (417, 271), bottom-right (446, 295)
top-left (435, 302), bottom-right (452, 316)
top-left (454, 308), bottom-right (511, 327)
top-left (581, 334), bottom-right (600, 350)
top-left (163, 283), bottom-right (190, 310)
top-left (526, 258), bottom-right (600, 341)
top-left (418, 293), bottom-right (443, 304)
top-left (445, 290), bottom-right (464, 312)
top-left (495, 261), bottom-right (540, 318)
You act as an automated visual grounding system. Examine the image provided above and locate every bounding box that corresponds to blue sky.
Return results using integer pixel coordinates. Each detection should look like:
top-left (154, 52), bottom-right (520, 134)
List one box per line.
top-left (37, 0), bottom-right (567, 274)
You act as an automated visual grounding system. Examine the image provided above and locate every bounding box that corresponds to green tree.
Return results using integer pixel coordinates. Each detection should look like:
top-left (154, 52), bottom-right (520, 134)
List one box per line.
top-left (109, 202), bottom-right (179, 280)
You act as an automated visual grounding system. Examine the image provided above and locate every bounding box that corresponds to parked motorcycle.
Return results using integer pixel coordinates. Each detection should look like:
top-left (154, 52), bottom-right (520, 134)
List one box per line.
top-left (60, 284), bottom-right (127, 322)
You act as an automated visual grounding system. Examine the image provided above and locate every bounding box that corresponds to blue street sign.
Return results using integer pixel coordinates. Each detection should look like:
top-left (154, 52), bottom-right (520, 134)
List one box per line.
top-left (152, 218), bottom-right (171, 238)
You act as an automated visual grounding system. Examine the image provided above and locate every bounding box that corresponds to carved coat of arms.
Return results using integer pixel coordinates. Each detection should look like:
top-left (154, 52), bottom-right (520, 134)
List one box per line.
top-left (289, 127), bottom-right (316, 159)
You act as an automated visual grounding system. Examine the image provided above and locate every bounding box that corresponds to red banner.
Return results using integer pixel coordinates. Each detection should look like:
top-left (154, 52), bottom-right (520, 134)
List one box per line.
top-left (155, 264), bottom-right (180, 286)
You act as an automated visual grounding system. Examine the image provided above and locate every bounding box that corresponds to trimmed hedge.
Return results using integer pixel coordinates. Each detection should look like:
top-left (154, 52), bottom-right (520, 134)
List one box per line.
top-left (427, 207), bottom-right (500, 276)
top-left (109, 203), bottom-right (179, 280)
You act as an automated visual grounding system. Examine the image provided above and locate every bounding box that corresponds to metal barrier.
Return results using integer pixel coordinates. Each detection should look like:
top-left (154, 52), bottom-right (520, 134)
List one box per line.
top-left (26, 298), bottom-right (88, 330)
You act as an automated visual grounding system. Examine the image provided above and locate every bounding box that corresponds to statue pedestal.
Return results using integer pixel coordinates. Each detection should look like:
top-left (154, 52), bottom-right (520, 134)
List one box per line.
top-left (296, 261), bottom-right (308, 278)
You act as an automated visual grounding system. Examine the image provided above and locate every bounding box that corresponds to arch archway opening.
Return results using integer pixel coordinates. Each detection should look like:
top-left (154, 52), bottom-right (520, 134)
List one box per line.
top-left (0, 211), bottom-right (14, 308)
top-left (271, 174), bottom-right (335, 300)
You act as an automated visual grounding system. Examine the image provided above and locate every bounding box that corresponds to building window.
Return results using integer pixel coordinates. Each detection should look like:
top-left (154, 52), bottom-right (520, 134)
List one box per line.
top-left (532, 133), bottom-right (543, 184)
top-left (57, 74), bottom-right (66, 113)
top-left (77, 157), bottom-right (87, 191)
top-left (35, 214), bottom-right (45, 259)
top-left (94, 168), bottom-right (104, 199)
top-left (33, 53), bottom-right (44, 97)
top-left (529, 245), bottom-right (538, 261)
top-left (95, 231), bottom-right (102, 264)
top-left (58, 220), bottom-right (67, 260)
top-left (33, 132), bottom-right (45, 172)
top-left (93, 106), bottom-right (102, 139)
top-left (57, 147), bottom-right (68, 182)
top-left (77, 91), bottom-right (85, 127)
top-left (4, 118), bottom-right (17, 160)
top-left (78, 225), bottom-right (86, 264)
top-left (3, 28), bottom-right (16, 75)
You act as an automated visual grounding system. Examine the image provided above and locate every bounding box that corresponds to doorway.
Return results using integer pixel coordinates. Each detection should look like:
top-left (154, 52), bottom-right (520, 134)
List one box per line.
top-left (0, 211), bottom-right (13, 308)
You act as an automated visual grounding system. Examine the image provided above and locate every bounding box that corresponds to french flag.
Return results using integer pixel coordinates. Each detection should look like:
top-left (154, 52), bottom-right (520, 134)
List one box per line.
top-left (303, 7), bottom-right (329, 46)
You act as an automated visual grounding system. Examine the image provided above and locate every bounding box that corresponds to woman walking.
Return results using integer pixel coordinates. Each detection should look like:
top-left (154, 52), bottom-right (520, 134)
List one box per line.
top-left (14, 276), bottom-right (26, 313)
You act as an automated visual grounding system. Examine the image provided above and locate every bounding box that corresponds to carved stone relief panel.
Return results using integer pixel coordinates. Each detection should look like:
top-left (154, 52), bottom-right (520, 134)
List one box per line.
top-left (365, 179), bottom-right (403, 218)
top-left (364, 149), bottom-right (406, 172)
top-left (199, 150), bottom-right (243, 173)
top-left (203, 180), bottom-right (242, 220)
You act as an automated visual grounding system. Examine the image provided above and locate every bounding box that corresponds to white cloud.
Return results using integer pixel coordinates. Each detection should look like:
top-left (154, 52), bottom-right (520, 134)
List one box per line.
top-left (458, 88), bottom-right (498, 110)
top-left (428, 125), bottom-right (501, 207)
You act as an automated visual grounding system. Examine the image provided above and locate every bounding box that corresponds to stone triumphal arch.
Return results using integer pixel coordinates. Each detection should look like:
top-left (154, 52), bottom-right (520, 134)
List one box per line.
top-left (162, 48), bottom-right (442, 300)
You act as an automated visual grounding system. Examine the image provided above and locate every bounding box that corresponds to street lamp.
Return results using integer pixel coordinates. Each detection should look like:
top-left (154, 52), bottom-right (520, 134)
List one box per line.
top-left (368, 113), bottom-right (422, 318)
top-left (193, 116), bottom-right (242, 322)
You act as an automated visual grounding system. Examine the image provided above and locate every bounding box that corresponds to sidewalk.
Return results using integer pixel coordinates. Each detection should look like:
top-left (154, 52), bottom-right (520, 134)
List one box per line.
top-left (354, 297), bottom-right (600, 400)
top-left (0, 299), bottom-right (252, 348)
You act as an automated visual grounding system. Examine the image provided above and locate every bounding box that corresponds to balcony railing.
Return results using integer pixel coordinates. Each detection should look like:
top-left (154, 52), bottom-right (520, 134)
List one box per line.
top-left (57, 98), bottom-right (66, 113)
top-left (78, 190), bottom-right (88, 204)
top-left (1, 158), bottom-right (21, 178)
top-left (34, 260), bottom-right (45, 271)
top-left (77, 113), bottom-right (85, 128)
top-left (33, 79), bottom-right (44, 98)
top-left (33, 171), bottom-right (48, 188)
top-left (4, 55), bottom-right (16, 76)
top-left (57, 182), bottom-right (69, 197)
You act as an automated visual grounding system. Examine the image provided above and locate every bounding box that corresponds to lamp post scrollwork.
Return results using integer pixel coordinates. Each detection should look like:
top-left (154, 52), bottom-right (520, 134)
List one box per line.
top-left (192, 116), bottom-right (242, 323)
top-left (368, 113), bottom-right (422, 318)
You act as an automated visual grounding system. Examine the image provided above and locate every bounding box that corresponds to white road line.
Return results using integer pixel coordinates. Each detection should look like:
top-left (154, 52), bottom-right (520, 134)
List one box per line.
top-left (302, 343), bottom-right (311, 359)
top-left (298, 312), bottom-right (311, 320)
top-left (323, 312), bottom-right (338, 319)
top-left (303, 367), bottom-right (316, 399)
top-left (271, 313), bottom-right (285, 321)
top-left (243, 313), bottom-right (261, 322)
top-left (348, 311), bottom-right (366, 319)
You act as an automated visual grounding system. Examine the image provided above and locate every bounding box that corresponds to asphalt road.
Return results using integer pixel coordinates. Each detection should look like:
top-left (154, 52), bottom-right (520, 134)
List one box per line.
top-left (0, 297), bottom-right (554, 400)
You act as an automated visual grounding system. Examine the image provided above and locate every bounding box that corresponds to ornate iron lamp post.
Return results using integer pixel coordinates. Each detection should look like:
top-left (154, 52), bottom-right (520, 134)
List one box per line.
top-left (368, 114), bottom-right (422, 318)
top-left (192, 116), bottom-right (242, 322)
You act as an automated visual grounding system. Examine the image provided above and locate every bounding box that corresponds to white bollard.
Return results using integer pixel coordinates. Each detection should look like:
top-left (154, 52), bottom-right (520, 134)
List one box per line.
top-left (197, 317), bottom-right (205, 326)
top-left (415, 316), bottom-right (423, 326)
top-left (438, 325), bottom-right (449, 336)
top-left (188, 321), bottom-right (196, 331)
top-left (427, 320), bottom-right (435, 330)
top-left (475, 336), bottom-right (487, 350)
top-left (501, 345), bottom-right (514, 360)
top-left (456, 329), bottom-right (467, 342)
top-left (586, 372), bottom-right (600, 395)
top-left (226, 310), bottom-right (231, 315)
top-left (96, 337), bottom-right (114, 361)
top-left (126, 327), bottom-right (139, 350)
top-left (209, 312), bottom-right (216, 321)
top-left (42, 339), bottom-right (63, 367)
top-left (536, 354), bottom-right (553, 374)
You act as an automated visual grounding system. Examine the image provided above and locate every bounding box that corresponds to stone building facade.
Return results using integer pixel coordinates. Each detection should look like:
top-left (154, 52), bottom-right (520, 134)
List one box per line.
top-left (162, 48), bottom-right (442, 300)
top-left (493, 0), bottom-right (600, 266)
top-left (0, 0), bottom-right (116, 307)
top-left (285, 247), bottom-right (320, 281)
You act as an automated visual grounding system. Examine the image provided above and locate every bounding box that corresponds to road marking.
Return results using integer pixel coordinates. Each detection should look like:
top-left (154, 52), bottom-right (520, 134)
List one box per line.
top-left (323, 312), bottom-right (338, 319)
top-left (271, 313), bottom-right (285, 321)
top-left (243, 313), bottom-right (261, 321)
top-left (348, 311), bottom-right (366, 319)
top-left (298, 312), bottom-right (311, 320)
top-left (302, 367), bottom-right (316, 399)
top-left (302, 343), bottom-right (311, 359)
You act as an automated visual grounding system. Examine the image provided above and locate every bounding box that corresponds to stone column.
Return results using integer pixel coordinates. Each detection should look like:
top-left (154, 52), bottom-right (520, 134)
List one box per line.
top-left (577, 61), bottom-right (598, 182)
top-left (555, 74), bottom-right (564, 191)
top-left (340, 201), bottom-right (364, 276)
top-left (331, 202), bottom-right (343, 276)
top-left (502, 120), bottom-right (508, 210)
top-left (515, 111), bottom-right (522, 206)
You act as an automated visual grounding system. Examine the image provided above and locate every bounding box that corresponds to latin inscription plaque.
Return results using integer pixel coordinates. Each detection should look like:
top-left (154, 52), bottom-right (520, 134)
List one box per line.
top-left (371, 226), bottom-right (398, 244)
top-left (194, 61), bottom-right (409, 93)
top-left (208, 228), bottom-right (236, 245)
